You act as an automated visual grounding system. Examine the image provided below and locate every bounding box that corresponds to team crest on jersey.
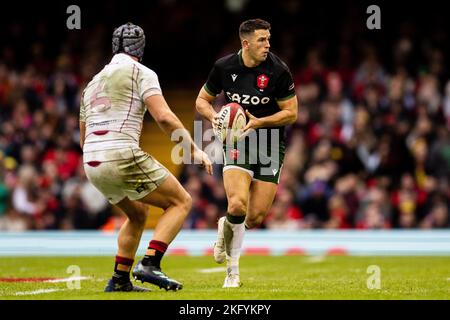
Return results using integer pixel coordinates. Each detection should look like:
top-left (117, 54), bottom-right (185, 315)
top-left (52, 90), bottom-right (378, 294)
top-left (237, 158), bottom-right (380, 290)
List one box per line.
top-left (230, 149), bottom-right (240, 161)
top-left (256, 74), bottom-right (269, 89)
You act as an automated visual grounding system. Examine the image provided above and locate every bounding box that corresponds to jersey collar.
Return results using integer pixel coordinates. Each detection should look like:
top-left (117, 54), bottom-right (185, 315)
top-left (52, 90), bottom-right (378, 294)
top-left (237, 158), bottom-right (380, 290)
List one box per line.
top-left (111, 53), bottom-right (137, 64)
top-left (238, 49), bottom-right (245, 67)
top-left (237, 49), bottom-right (267, 69)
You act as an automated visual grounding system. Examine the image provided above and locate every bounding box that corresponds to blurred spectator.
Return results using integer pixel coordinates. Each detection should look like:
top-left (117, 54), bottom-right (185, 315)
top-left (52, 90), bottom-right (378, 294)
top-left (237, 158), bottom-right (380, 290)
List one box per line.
top-left (266, 199), bottom-right (302, 230)
top-left (391, 173), bottom-right (428, 227)
top-left (420, 202), bottom-right (450, 229)
top-left (324, 194), bottom-right (351, 229)
top-left (11, 165), bottom-right (42, 217)
top-left (268, 187), bottom-right (302, 228)
top-left (357, 202), bottom-right (391, 229)
top-left (0, 207), bottom-right (29, 231)
top-left (356, 186), bottom-right (392, 229)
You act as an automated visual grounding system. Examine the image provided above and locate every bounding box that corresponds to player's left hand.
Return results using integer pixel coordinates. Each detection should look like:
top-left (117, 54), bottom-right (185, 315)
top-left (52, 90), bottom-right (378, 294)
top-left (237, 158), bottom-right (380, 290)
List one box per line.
top-left (242, 110), bottom-right (263, 134)
top-left (192, 148), bottom-right (213, 175)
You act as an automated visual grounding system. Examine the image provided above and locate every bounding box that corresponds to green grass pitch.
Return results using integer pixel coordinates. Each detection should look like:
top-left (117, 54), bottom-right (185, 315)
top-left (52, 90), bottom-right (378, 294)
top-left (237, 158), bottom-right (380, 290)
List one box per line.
top-left (0, 256), bottom-right (449, 299)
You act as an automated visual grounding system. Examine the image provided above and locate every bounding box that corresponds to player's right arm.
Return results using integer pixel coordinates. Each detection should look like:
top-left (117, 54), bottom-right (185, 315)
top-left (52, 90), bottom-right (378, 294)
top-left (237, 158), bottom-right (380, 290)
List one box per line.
top-left (195, 61), bottom-right (222, 127)
top-left (145, 94), bottom-right (185, 135)
top-left (195, 87), bottom-right (219, 127)
top-left (144, 94), bottom-right (213, 175)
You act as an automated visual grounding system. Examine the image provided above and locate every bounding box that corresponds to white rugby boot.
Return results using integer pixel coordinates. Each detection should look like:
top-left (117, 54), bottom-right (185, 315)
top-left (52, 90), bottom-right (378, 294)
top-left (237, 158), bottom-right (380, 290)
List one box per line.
top-left (223, 267), bottom-right (242, 288)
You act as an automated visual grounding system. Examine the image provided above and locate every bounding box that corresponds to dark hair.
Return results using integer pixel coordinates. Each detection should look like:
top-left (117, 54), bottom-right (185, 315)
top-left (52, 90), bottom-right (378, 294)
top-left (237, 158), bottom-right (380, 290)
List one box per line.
top-left (239, 19), bottom-right (271, 39)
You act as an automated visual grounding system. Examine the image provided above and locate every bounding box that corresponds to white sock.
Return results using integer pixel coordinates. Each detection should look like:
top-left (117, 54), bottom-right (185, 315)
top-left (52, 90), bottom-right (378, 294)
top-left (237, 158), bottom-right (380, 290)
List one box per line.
top-left (223, 219), bottom-right (245, 275)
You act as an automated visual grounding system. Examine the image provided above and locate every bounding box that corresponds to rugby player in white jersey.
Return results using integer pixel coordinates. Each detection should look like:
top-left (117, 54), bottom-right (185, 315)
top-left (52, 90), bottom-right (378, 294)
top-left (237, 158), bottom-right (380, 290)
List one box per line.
top-left (79, 22), bottom-right (212, 292)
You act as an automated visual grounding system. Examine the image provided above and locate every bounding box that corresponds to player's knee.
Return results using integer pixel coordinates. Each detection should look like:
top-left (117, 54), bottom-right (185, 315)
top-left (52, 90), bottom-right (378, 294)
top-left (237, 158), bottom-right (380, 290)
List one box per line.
top-left (182, 192), bottom-right (192, 212)
top-left (228, 198), bottom-right (247, 215)
top-left (246, 214), bottom-right (265, 229)
top-left (129, 205), bottom-right (148, 226)
top-left (135, 213), bottom-right (148, 226)
top-left (117, 199), bottom-right (148, 226)
top-left (174, 190), bottom-right (192, 215)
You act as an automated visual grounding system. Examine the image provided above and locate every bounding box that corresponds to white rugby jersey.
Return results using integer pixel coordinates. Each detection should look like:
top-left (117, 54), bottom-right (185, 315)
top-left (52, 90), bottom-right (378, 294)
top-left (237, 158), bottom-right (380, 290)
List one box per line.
top-left (80, 53), bottom-right (162, 153)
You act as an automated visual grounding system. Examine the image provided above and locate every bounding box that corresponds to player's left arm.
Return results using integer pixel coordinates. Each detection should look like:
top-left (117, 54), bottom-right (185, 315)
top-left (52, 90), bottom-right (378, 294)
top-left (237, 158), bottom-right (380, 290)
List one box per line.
top-left (79, 91), bottom-right (86, 150)
top-left (243, 95), bottom-right (297, 132)
top-left (79, 121), bottom-right (85, 149)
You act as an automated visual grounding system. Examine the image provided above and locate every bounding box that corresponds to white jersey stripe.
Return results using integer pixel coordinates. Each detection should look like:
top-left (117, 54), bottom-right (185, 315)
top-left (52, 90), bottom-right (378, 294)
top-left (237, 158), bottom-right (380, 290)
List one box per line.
top-left (119, 64), bottom-right (136, 133)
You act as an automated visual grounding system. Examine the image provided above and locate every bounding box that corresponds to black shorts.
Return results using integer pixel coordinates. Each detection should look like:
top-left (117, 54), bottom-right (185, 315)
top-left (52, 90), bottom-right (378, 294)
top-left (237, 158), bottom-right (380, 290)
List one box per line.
top-left (222, 132), bottom-right (285, 184)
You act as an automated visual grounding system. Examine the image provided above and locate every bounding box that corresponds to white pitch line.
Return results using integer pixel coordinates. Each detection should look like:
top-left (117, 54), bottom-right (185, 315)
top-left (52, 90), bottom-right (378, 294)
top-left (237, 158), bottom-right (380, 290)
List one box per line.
top-left (13, 277), bottom-right (91, 296)
top-left (45, 276), bottom-right (89, 283)
top-left (306, 255), bottom-right (327, 263)
top-left (197, 267), bottom-right (227, 273)
top-left (15, 289), bottom-right (67, 296)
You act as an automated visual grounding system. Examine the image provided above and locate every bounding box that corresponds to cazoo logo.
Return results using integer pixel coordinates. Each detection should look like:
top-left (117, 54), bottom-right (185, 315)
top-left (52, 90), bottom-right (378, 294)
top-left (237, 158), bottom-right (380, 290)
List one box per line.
top-left (226, 92), bottom-right (270, 105)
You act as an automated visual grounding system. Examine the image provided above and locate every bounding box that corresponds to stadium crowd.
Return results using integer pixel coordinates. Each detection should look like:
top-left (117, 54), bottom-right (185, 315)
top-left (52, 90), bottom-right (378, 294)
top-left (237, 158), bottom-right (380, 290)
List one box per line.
top-left (0, 0), bottom-right (449, 230)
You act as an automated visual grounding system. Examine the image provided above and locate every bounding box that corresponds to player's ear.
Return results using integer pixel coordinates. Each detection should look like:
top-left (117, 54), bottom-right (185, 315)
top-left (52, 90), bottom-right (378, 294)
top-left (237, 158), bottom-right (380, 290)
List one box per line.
top-left (242, 39), bottom-right (249, 49)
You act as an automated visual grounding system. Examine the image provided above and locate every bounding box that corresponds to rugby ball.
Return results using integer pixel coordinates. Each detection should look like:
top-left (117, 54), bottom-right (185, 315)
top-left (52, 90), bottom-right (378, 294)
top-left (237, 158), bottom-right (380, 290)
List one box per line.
top-left (213, 103), bottom-right (247, 143)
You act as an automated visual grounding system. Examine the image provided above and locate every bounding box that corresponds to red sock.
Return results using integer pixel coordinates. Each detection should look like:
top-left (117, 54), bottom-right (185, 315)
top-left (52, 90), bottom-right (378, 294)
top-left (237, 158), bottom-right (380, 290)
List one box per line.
top-left (113, 255), bottom-right (134, 283)
top-left (142, 240), bottom-right (168, 268)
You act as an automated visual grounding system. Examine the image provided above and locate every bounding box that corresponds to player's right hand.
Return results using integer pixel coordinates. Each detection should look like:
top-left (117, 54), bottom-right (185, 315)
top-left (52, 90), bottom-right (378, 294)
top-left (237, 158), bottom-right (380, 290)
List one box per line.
top-left (211, 113), bottom-right (220, 129)
top-left (193, 148), bottom-right (213, 175)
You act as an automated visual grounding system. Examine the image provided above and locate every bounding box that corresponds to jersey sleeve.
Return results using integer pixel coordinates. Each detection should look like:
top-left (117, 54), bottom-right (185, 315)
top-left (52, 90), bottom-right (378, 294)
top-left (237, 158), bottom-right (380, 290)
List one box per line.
top-left (79, 90), bottom-right (86, 122)
top-left (275, 69), bottom-right (296, 101)
top-left (138, 67), bottom-right (162, 101)
top-left (203, 62), bottom-right (222, 96)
